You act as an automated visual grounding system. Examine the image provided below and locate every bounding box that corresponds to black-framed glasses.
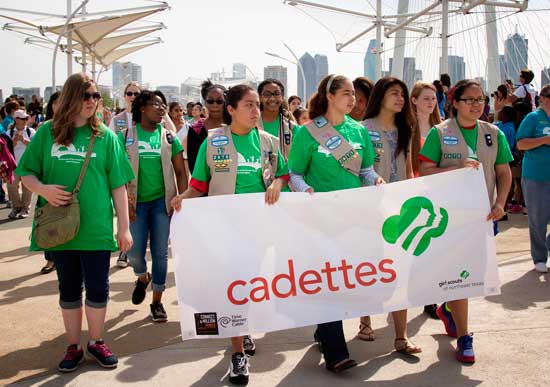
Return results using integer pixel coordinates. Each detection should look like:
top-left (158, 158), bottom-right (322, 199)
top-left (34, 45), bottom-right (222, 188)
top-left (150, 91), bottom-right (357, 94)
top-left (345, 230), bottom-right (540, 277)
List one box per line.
top-left (147, 101), bottom-right (167, 110)
top-left (261, 92), bottom-right (282, 99)
top-left (83, 92), bottom-right (101, 101)
top-left (457, 97), bottom-right (485, 105)
top-left (206, 99), bottom-right (224, 105)
top-left (126, 91), bottom-right (140, 97)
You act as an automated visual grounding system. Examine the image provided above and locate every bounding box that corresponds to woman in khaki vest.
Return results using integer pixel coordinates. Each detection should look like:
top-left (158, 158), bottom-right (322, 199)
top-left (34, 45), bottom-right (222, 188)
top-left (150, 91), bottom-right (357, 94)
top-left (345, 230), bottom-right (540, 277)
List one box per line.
top-left (171, 84), bottom-right (289, 386)
top-left (358, 77), bottom-right (421, 355)
top-left (419, 79), bottom-right (513, 363)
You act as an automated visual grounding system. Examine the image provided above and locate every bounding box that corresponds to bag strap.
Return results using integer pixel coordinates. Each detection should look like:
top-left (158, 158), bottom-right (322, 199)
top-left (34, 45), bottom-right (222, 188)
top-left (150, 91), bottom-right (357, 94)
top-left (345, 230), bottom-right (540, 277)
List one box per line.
top-left (73, 134), bottom-right (96, 195)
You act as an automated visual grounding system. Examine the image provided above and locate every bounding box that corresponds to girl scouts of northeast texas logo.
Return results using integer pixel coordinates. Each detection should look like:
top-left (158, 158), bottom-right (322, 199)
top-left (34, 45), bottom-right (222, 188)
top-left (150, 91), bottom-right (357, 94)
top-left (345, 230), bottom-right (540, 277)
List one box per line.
top-left (382, 196), bottom-right (449, 256)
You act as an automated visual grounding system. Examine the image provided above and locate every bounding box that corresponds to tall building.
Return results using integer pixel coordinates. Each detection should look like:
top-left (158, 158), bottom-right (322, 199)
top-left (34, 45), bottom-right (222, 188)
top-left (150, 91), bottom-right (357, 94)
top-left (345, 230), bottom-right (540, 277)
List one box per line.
top-left (44, 86), bottom-right (63, 102)
top-left (12, 87), bottom-right (40, 105)
top-left (499, 55), bottom-right (508, 83)
top-left (157, 85), bottom-right (180, 103)
top-left (542, 67), bottom-right (550, 87)
top-left (504, 32), bottom-right (528, 81)
top-left (264, 65), bottom-right (288, 92)
top-left (233, 63), bottom-right (247, 79)
top-left (112, 61), bottom-right (142, 103)
top-left (474, 77), bottom-right (488, 94)
top-left (314, 54), bottom-right (329, 86)
top-left (440, 55), bottom-right (465, 85)
top-left (298, 52), bottom-right (317, 101)
top-left (389, 57), bottom-right (418, 90)
top-left (364, 39), bottom-right (377, 81)
top-left (180, 78), bottom-right (202, 104)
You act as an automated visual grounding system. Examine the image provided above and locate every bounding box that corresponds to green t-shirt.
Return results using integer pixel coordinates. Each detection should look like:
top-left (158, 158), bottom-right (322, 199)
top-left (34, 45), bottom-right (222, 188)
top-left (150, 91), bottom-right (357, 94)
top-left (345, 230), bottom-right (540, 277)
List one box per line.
top-left (192, 128), bottom-right (289, 194)
top-left (262, 115), bottom-right (280, 137)
top-left (288, 115), bottom-right (375, 192)
top-left (118, 123), bottom-right (183, 202)
top-left (16, 121), bottom-right (134, 251)
top-left (420, 122), bottom-right (513, 165)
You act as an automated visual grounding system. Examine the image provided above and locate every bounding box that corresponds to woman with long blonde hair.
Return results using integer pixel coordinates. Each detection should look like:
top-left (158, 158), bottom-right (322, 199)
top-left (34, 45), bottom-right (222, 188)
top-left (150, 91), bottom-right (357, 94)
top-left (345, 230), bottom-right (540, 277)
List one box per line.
top-left (16, 73), bottom-right (134, 372)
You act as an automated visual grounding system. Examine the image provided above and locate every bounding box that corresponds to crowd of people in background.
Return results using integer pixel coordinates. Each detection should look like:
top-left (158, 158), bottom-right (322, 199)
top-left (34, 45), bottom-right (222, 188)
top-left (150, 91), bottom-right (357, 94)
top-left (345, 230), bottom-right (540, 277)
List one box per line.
top-left (0, 66), bottom-right (549, 385)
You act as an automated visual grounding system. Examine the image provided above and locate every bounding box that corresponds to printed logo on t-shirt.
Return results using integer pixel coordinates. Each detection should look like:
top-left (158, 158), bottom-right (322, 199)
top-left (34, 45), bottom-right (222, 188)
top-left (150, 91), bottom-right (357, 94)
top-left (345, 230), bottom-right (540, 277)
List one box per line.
top-left (443, 136), bottom-right (459, 146)
top-left (237, 153), bottom-right (261, 174)
top-left (543, 127), bottom-right (550, 136)
top-left (51, 143), bottom-right (97, 163)
top-left (138, 140), bottom-right (161, 159)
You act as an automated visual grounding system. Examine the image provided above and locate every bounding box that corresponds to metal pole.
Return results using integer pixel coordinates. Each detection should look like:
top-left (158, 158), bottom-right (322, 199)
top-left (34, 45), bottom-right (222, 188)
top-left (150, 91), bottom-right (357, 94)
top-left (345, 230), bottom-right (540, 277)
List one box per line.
top-left (81, 3), bottom-right (87, 73)
top-left (282, 42), bottom-right (307, 102)
top-left (91, 52), bottom-right (96, 80)
top-left (67, 0), bottom-right (73, 76)
top-left (375, 0), bottom-right (382, 80)
top-left (441, 0), bottom-right (449, 75)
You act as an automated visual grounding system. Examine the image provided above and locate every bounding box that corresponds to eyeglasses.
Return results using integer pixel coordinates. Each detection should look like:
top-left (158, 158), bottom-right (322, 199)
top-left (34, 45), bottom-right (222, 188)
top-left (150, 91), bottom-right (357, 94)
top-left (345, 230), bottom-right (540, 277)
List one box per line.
top-left (15, 117), bottom-right (29, 121)
top-left (126, 91), bottom-right (140, 97)
top-left (457, 97), bottom-right (485, 105)
top-left (83, 92), bottom-right (101, 101)
top-left (206, 99), bottom-right (224, 105)
top-left (147, 101), bottom-right (167, 110)
top-left (261, 92), bottom-right (282, 99)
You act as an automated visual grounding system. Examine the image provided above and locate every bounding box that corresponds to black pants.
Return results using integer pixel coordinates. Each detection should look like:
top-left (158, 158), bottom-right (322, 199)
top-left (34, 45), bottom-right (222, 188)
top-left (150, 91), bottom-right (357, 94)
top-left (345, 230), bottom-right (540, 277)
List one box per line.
top-left (315, 320), bottom-right (350, 367)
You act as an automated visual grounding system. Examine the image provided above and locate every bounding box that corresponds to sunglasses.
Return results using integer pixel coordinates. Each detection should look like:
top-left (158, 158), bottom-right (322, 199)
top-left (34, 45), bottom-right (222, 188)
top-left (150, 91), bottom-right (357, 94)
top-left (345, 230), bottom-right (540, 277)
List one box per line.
top-left (83, 92), bottom-right (101, 101)
top-left (16, 117), bottom-right (29, 121)
top-left (126, 91), bottom-right (140, 97)
top-left (206, 99), bottom-right (224, 105)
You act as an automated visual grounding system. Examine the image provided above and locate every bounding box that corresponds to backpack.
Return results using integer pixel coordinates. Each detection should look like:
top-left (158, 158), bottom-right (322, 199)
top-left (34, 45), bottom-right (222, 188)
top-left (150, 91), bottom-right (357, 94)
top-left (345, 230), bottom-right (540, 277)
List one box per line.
top-left (514, 85), bottom-right (533, 112)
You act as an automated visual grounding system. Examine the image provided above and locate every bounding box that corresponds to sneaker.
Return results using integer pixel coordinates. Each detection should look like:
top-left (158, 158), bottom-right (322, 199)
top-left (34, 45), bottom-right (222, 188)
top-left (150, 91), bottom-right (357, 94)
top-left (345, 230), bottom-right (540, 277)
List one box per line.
top-left (456, 334), bottom-right (475, 363)
top-left (243, 335), bottom-right (256, 356)
top-left (150, 301), bottom-right (168, 322)
top-left (86, 340), bottom-right (118, 368)
top-left (131, 273), bottom-right (151, 305)
top-left (116, 252), bottom-right (129, 268)
top-left (7, 208), bottom-right (20, 219)
top-left (424, 304), bottom-right (440, 319)
top-left (18, 208), bottom-right (29, 219)
top-left (224, 352), bottom-right (249, 385)
top-left (534, 262), bottom-right (548, 273)
top-left (436, 302), bottom-right (457, 338)
top-left (58, 344), bottom-right (84, 372)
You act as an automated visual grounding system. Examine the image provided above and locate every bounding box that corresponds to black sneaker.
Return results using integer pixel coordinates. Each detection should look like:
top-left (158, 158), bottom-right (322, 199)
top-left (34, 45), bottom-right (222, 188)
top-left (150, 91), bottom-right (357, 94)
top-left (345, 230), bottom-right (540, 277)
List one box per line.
top-left (86, 340), bottom-right (118, 368)
top-left (150, 301), bottom-right (168, 322)
top-left (8, 208), bottom-right (20, 219)
top-left (116, 252), bottom-right (129, 268)
top-left (58, 344), bottom-right (84, 372)
top-left (424, 304), bottom-right (440, 320)
top-left (226, 352), bottom-right (249, 385)
top-left (131, 273), bottom-right (151, 305)
top-left (243, 335), bottom-right (256, 356)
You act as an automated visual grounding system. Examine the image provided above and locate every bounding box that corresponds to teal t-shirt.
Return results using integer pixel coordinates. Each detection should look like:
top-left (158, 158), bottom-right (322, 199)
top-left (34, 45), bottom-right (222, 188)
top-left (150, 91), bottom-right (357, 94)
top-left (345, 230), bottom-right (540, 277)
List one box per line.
top-left (516, 109), bottom-right (550, 181)
top-left (288, 115), bottom-right (375, 192)
top-left (192, 128), bottom-right (288, 194)
top-left (118, 123), bottom-right (184, 202)
top-left (16, 121), bottom-right (135, 251)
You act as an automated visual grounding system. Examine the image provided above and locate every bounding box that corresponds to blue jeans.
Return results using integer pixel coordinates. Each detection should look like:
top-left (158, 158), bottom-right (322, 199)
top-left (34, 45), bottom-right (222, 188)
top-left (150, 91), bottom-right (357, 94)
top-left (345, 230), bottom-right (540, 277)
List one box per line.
top-left (50, 250), bottom-right (111, 309)
top-left (128, 196), bottom-right (170, 292)
top-left (522, 178), bottom-right (550, 264)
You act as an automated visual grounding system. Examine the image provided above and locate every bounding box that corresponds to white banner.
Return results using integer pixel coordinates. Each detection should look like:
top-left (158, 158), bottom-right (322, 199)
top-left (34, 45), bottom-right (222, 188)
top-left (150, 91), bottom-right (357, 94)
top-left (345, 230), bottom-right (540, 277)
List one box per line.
top-left (170, 167), bottom-right (500, 339)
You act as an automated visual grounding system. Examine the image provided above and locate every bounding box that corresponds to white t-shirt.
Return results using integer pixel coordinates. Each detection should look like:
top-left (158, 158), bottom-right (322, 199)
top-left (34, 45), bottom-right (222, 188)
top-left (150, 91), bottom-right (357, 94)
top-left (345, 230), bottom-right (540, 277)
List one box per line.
top-left (176, 123), bottom-right (189, 159)
top-left (10, 126), bottom-right (36, 163)
top-left (514, 84), bottom-right (537, 111)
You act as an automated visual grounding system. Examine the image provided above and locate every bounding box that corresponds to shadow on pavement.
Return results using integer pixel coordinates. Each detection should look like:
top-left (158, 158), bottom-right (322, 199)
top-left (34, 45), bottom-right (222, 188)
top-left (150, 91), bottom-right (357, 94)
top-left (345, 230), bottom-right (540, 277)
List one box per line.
top-left (485, 270), bottom-right (550, 310)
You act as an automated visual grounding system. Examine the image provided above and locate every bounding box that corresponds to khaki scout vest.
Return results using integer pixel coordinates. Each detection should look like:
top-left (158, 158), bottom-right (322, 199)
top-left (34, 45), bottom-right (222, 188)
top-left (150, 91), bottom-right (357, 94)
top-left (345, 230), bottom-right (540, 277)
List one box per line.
top-left (257, 113), bottom-right (294, 160)
top-left (435, 118), bottom-right (499, 203)
top-left (123, 125), bottom-right (178, 215)
top-left (112, 111), bottom-right (133, 134)
top-left (206, 126), bottom-right (280, 196)
top-left (305, 116), bottom-right (362, 177)
top-left (362, 118), bottom-right (407, 182)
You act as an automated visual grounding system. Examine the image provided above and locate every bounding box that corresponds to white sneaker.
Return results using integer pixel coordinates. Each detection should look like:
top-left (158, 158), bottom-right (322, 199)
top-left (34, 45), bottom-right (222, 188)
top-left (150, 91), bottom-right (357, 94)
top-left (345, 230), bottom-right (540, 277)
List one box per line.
top-left (117, 252), bottom-right (129, 268)
top-left (534, 263), bottom-right (548, 273)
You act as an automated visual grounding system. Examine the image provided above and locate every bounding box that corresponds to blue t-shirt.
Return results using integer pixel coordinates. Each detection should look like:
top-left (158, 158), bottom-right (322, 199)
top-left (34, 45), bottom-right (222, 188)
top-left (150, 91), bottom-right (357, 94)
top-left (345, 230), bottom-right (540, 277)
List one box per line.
top-left (437, 93), bottom-right (446, 119)
top-left (495, 121), bottom-right (516, 151)
top-left (516, 109), bottom-right (550, 181)
top-left (1, 116), bottom-right (14, 134)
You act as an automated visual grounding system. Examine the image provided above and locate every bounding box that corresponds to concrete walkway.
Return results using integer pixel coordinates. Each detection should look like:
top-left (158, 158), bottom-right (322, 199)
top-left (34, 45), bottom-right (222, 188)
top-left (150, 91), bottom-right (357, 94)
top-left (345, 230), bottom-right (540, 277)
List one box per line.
top-left (1, 205), bottom-right (548, 386)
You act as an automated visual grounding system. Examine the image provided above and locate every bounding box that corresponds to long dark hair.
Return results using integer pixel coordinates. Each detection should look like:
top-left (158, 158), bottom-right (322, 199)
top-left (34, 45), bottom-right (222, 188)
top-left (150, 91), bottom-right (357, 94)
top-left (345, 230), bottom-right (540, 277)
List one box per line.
top-left (364, 76), bottom-right (413, 157)
top-left (257, 78), bottom-right (292, 121)
top-left (308, 74), bottom-right (349, 119)
top-left (46, 91), bottom-right (60, 121)
top-left (223, 85), bottom-right (256, 125)
top-left (451, 79), bottom-right (483, 117)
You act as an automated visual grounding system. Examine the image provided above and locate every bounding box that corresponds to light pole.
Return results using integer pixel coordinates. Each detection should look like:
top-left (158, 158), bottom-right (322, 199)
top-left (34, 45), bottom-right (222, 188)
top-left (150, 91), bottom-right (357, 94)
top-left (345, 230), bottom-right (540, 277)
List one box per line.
top-left (265, 50), bottom-right (307, 101)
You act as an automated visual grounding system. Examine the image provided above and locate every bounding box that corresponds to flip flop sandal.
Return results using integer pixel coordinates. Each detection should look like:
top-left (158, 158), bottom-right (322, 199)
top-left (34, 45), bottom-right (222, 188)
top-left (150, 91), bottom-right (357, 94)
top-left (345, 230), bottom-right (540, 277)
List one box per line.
top-left (394, 338), bottom-right (422, 354)
top-left (40, 264), bottom-right (56, 274)
top-left (327, 358), bottom-right (357, 373)
top-left (357, 316), bottom-right (375, 341)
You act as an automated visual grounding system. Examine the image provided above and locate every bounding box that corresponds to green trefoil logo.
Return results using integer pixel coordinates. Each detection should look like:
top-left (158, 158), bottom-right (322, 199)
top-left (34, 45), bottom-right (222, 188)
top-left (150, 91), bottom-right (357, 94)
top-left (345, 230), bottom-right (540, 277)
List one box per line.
top-left (460, 270), bottom-right (470, 280)
top-left (382, 196), bottom-right (449, 256)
